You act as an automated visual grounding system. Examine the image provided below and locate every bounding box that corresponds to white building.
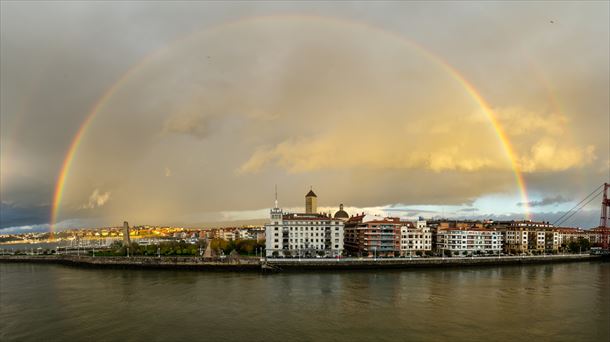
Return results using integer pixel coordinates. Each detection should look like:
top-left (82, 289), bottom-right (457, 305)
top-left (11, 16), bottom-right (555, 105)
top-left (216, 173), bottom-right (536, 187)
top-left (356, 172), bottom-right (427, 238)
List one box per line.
top-left (265, 189), bottom-right (344, 258)
top-left (436, 229), bottom-right (503, 255)
top-left (399, 219), bottom-right (432, 256)
top-left (220, 230), bottom-right (236, 241)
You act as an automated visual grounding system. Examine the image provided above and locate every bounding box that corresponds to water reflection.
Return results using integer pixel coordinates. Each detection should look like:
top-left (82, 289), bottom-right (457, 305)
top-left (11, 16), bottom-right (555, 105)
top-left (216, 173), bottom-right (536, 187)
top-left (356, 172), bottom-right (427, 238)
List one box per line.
top-left (1, 262), bottom-right (608, 341)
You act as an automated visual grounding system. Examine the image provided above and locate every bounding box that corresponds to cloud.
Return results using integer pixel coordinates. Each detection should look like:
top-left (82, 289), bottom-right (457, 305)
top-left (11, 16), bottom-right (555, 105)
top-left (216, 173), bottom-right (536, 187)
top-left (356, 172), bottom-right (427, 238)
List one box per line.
top-left (457, 207), bottom-right (478, 212)
top-left (0, 223), bottom-right (50, 234)
top-left (238, 135), bottom-right (498, 174)
top-left (80, 189), bottom-right (111, 209)
top-left (494, 107), bottom-right (568, 136)
top-left (1, 4), bottom-right (607, 229)
top-left (163, 112), bottom-right (210, 140)
top-left (0, 202), bottom-right (51, 229)
top-left (518, 139), bottom-right (596, 172)
top-left (237, 106), bottom-right (597, 176)
top-left (518, 195), bottom-right (571, 207)
top-left (490, 107), bottom-right (598, 173)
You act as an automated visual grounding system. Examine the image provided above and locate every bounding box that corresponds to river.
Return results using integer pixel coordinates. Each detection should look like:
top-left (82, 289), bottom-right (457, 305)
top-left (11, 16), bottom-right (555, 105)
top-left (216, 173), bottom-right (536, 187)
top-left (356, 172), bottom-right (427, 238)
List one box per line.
top-left (1, 261), bottom-right (608, 341)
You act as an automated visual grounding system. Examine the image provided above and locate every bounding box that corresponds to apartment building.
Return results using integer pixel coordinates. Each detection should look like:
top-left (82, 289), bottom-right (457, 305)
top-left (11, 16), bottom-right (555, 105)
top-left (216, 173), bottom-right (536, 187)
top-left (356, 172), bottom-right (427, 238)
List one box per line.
top-left (436, 228), bottom-right (503, 255)
top-left (493, 221), bottom-right (558, 254)
top-left (344, 214), bottom-right (401, 257)
top-left (399, 219), bottom-right (432, 256)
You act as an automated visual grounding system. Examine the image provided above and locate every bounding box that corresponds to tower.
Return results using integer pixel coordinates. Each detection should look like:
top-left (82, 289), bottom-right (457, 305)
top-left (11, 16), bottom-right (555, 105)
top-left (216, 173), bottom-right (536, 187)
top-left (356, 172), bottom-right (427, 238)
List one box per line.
top-left (600, 183), bottom-right (609, 250)
top-left (600, 182), bottom-right (609, 229)
top-left (270, 185), bottom-right (283, 224)
top-left (122, 221), bottom-right (131, 246)
top-left (305, 187), bottom-right (317, 214)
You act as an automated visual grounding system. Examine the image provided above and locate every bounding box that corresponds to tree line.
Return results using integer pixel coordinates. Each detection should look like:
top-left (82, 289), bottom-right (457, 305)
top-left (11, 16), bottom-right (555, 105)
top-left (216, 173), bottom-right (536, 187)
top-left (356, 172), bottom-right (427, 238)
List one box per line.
top-left (93, 239), bottom-right (265, 257)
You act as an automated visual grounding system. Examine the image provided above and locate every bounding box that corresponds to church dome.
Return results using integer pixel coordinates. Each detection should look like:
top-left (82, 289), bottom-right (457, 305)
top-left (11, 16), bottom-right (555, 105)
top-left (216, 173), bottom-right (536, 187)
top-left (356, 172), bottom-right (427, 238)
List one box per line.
top-left (334, 204), bottom-right (349, 219)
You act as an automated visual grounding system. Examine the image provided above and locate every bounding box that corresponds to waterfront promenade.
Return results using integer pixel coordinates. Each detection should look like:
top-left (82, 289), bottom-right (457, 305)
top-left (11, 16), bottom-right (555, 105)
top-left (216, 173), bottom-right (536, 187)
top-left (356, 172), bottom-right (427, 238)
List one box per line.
top-left (0, 254), bottom-right (600, 272)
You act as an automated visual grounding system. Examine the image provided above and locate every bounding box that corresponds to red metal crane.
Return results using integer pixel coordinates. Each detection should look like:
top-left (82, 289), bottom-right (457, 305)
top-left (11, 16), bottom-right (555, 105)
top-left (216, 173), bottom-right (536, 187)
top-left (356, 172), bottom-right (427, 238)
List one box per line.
top-left (600, 182), bottom-right (609, 250)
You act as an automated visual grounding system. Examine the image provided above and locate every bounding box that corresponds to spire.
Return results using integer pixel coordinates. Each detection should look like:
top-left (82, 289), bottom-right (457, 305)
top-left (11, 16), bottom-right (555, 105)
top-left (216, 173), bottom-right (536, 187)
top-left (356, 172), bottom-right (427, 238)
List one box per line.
top-left (274, 184), bottom-right (278, 209)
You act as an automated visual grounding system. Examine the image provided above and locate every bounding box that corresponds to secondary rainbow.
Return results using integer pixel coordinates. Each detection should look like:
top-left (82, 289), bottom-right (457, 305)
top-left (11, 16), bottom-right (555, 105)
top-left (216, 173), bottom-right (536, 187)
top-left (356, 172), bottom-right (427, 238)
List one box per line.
top-left (50, 15), bottom-right (532, 234)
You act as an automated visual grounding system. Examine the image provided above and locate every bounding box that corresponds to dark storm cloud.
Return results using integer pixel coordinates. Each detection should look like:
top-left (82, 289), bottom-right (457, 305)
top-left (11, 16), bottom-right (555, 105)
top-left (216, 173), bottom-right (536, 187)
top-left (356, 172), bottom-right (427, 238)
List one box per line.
top-left (457, 207), bottom-right (478, 212)
top-left (518, 195), bottom-right (571, 207)
top-left (0, 202), bottom-right (50, 229)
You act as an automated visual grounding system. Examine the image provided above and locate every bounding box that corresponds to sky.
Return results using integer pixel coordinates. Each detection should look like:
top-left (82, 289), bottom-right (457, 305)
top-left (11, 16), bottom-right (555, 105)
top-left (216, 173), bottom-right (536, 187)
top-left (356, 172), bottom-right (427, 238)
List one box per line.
top-left (1, 1), bottom-right (609, 233)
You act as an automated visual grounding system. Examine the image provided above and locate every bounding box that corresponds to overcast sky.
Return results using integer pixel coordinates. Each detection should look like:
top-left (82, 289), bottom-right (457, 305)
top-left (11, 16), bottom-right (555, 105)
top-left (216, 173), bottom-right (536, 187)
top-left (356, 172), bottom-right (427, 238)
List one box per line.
top-left (1, 1), bottom-right (608, 232)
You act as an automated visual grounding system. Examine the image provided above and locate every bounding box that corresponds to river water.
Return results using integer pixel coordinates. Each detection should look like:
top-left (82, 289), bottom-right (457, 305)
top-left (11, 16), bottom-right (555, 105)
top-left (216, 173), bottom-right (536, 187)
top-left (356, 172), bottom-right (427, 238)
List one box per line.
top-left (1, 261), bottom-right (608, 341)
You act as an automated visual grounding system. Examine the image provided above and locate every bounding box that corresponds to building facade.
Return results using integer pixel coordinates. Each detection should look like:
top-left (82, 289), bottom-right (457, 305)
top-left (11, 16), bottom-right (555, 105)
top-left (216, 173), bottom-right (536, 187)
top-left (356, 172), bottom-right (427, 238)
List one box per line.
top-left (436, 228), bottom-right (503, 255)
top-left (494, 221), bottom-right (558, 254)
top-left (587, 227), bottom-right (610, 247)
top-left (344, 215), bottom-right (402, 257)
top-left (399, 219), bottom-right (432, 256)
top-left (265, 190), bottom-right (344, 257)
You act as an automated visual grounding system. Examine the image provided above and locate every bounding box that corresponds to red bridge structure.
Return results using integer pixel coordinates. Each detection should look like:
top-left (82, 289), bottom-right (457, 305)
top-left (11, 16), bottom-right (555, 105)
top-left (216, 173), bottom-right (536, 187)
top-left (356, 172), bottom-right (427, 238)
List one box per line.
top-left (553, 182), bottom-right (610, 253)
top-left (593, 182), bottom-right (610, 250)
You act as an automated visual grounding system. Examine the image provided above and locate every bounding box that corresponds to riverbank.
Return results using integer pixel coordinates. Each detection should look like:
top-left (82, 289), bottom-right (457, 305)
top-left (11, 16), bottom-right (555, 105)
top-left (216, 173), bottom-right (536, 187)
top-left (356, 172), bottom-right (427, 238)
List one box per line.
top-left (0, 254), bottom-right (602, 272)
top-left (266, 254), bottom-right (602, 271)
top-left (0, 255), bottom-right (261, 271)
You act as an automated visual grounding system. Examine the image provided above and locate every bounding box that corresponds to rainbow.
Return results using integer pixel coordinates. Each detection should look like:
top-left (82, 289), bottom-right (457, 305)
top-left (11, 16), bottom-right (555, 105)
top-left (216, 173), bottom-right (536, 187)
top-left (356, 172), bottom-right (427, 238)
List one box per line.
top-left (50, 15), bottom-right (531, 235)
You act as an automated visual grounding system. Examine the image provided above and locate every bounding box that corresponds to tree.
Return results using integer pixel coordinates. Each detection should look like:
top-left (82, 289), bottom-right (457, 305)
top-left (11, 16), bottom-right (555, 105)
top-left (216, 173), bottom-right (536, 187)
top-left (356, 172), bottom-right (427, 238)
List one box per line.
top-left (229, 249), bottom-right (240, 259)
top-left (415, 251), bottom-right (423, 257)
top-left (577, 237), bottom-right (591, 252)
top-left (130, 242), bottom-right (141, 255)
top-left (443, 250), bottom-right (452, 257)
top-left (210, 239), bottom-right (229, 254)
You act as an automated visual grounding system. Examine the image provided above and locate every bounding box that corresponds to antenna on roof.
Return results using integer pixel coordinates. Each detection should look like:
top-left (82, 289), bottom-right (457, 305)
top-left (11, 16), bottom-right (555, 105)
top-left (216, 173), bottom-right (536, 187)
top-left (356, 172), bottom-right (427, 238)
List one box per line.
top-left (274, 184), bottom-right (278, 209)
